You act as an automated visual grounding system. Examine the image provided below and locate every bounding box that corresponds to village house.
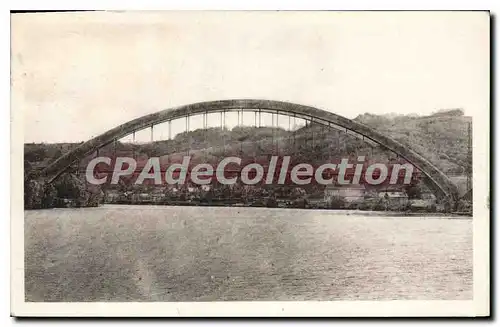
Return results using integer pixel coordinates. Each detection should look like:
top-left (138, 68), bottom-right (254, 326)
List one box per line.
top-left (104, 189), bottom-right (121, 203)
top-left (409, 190), bottom-right (437, 211)
top-left (324, 184), bottom-right (366, 203)
top-left (377, 186), bottom-right (409, 208)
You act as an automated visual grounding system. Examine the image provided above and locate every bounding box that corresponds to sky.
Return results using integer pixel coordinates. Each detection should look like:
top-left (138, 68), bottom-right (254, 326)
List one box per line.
top-left (11, 11), bottom-right (489, 143)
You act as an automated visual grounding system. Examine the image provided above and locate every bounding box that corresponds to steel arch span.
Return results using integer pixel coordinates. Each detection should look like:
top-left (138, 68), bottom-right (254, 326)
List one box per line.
top-left (37, 99), bottom-right (460, 202)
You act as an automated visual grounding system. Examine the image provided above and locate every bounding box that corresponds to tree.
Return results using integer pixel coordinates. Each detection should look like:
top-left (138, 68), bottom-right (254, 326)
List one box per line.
top-left (54, 173), bottom-right (86, 200)
top-left (42, 183), bottom-right (57, 208)
top-left (52, 173), bottom-right (101, 207)
top-left (24, 146), bottom-right (47, 163)
top-left (24, 177), bottom-right (58, 209)
top-left (329, 196), bottom-right (345, 209)
top-left (24, 178), bottom-right (44, 209)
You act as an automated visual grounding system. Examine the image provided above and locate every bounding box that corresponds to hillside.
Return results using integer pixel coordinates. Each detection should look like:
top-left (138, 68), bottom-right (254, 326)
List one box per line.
top-left (354, 109), bottom-right (471, 174)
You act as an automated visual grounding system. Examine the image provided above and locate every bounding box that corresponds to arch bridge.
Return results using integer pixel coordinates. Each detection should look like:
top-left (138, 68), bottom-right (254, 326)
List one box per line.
top-left (37, 99), bottom-right (460, 203)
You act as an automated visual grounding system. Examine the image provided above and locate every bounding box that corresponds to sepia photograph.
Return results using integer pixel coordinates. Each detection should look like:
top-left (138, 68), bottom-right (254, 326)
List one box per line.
top-left (10, 10), bottom-right (490, 317)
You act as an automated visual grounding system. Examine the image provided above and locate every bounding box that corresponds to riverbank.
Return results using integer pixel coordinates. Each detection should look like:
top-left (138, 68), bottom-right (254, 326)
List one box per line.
top-left (24, 201), bottom-right (472, 217)
top-left (98, 201), bottom-right (472, 217)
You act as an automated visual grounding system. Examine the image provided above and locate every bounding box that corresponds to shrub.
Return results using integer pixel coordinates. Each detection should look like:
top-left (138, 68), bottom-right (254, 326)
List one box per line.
top-left (329, 196), bottom-right (345, 209)
top-left (266, 197), bottom-right (278, 208)
top-left (373, 199), bottom-right (386, 211)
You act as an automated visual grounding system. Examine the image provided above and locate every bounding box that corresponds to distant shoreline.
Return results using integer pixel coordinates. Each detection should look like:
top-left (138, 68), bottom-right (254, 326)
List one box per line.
top-left (35, 203), bottom-right (472, 218)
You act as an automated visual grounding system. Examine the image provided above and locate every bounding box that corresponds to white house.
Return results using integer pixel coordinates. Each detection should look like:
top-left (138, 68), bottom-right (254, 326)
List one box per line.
top-left (377, 187), bottom-right (409, 207)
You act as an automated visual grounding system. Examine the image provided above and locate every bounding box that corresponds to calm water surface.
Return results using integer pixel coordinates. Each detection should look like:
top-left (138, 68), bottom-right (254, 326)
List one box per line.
top-left (25, 205), bottom-right (472, 301)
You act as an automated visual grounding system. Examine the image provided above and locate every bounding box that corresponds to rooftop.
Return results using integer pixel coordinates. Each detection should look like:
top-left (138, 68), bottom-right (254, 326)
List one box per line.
top-left (325, 184), bottom-right (366, 190)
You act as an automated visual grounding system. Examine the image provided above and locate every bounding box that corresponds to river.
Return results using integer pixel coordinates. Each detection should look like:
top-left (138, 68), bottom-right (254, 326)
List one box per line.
top-left (24, 205), bottom-right (472, 301)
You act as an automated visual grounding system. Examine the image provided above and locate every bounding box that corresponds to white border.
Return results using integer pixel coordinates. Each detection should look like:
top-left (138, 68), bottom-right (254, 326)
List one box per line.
top-left (11, 301), bottom-right (482, 317)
